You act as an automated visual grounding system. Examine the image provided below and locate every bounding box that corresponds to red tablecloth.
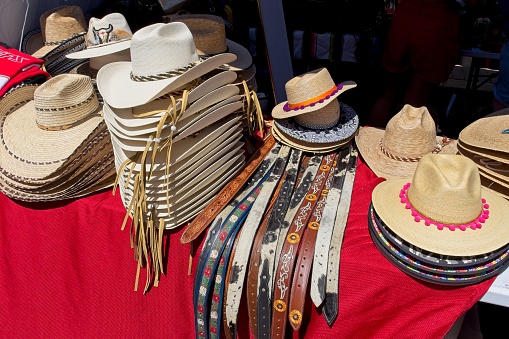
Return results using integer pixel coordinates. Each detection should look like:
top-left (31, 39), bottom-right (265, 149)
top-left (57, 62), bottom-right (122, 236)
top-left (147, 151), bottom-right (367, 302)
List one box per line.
top-left (0, 157), bottom-right (495, 338)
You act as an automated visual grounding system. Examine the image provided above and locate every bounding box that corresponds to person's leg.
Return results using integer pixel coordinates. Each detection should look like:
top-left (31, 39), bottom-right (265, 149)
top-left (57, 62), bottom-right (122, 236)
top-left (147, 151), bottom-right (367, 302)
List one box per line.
top-left (403, 74), bottom-right (439, 122)
top-left (367, 71), bottom-right (405, 128)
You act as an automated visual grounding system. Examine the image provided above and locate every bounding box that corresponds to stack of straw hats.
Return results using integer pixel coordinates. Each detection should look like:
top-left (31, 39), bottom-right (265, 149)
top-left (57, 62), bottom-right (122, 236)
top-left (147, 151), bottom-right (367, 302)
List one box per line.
top-left (356, 104), bottom-right (458, 179)
top-left (96, 21), bottom-right (248, 230)
top-left (0, 74), bottom-right (115, 201)
top-left (370, 153), bottom-right (509, 285)
top-left (164, 13), bottom-right (257, 93)
top-left (457, 108), bottom-right (509, 199)
top-left (271, 67), bottom-right (359, 153)
top-left (21, 6), bottom-right (89, 76)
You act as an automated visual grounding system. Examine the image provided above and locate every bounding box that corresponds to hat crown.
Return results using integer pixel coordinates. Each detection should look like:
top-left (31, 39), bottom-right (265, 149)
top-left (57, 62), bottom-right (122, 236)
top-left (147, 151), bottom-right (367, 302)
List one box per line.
top-left (407, 154), bottom-right (483, 224)
top-left (285, 67), bottom-right (335, 104)
top-left (382, 105), bottom-right (438, 158)
top-left (40, 6), bottom-right (87, 44)
top-left (34, 74), bottom-right (99, 129)
top-left (86, 13), bottom-right (133, 48)
top-left (130, 22), bottom-right (199, 77)
top-left (170, 14), bottom-right (227, 55)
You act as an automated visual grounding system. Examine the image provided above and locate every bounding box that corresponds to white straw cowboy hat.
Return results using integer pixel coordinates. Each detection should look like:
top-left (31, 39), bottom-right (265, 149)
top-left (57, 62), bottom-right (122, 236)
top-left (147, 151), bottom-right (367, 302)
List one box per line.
top-left (96, 22), bottom-right (236, 109)
top-left (67, 13), bottom-right (133, 59)
top-left (164, 13), bottom-right (252, 72)
top-left (356, 104), bottom-right (458, 180)
top-left (271, 67), bottom-right (356, 119)
top-left (372, 154), bottom-right (509, 256)
top-left (0, 74), bottom-right (104, 180)
top-left (22, 6), bottom-right (87, 59)
top-left (459, 108), bottom-right (509, 154)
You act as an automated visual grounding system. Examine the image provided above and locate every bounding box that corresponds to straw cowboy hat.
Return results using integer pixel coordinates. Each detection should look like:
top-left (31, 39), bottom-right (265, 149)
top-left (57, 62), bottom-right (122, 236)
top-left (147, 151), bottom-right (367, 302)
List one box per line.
top-left (97, 22), bottom-right (236, 109)
top-left (164, 13), bottom-right (252, 72)
top-left (372, 153), bottom-right (509, 257)
top-left (271, 67), bottom-right (356, 120)
top-left (459, 108), bottom-right (509, 154)
top-left (22, 6), bottom-right (87, 59)
top-left (67, 13), bottom-right (133, 59)
top-left (356, 104), bottom-right (458, 180)
top-left (0, 74), bottom-right (105, 180)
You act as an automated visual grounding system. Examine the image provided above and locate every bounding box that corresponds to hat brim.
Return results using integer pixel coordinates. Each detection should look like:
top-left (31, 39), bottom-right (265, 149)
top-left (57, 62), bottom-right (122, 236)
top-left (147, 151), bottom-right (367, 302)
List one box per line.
top-left (222, 39), bottom-right (252, 71)
top-left (66, 39), bottom-right (131, 59)
top-left (458, 143), bottom-right (509, 183)
top-left (355, 126), bottom-right (459, 180)
top-left (271, 81), bottom-right (357, 119)
top-left (459, 108), bottom-right (509, 153)
top-left (102, 72), bottom-right (237, 129)
top-left (97, 53), bottom-right (237, 109)
top-left (457, 140), bottom-right (509, 165)
top-left (372, 178), bottom-right (509, 256)
top-left (24, 30), bottom-right (86, 60)
top-left (271, 122), bottom-right (353, 153)
top-left (480, 173), bottom-right (509, 200)
top-left (273, 102), bottom-right (358, 144)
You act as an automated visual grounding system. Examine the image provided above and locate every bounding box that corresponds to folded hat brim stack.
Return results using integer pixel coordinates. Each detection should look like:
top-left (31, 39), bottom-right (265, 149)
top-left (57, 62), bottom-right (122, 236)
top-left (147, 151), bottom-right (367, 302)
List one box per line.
top-left (458, 108), bottom-right (509, 200)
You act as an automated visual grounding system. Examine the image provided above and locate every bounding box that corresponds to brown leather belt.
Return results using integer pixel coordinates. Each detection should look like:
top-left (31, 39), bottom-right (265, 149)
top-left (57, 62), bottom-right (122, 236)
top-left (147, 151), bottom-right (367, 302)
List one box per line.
top-left (181, 134), bottom-right (276, 244)
top-left (288, 154), bottom-right (336, 330)
top-left (271, 152), bottom-right (337, 339)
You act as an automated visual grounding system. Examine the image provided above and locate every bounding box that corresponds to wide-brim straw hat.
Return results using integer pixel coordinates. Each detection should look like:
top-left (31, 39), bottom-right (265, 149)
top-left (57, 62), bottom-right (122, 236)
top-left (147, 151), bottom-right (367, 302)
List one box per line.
top-left (0, 74), bottom-right (104, 180)
top-left (372, 153), bottom-right (509, 257)
top-left (164, 13), bottom-right (252, 71)
top-left (271, 121), bottom-right (354, 153)
top-left (273, 101), bottom-right (358, 142)
top-left (457, 140), bottom-right (509, 165)
top-left (459, 108), bottom-right (509, 153)
top-left (97, 22), bottom-right (236, 109)
top-left (457, 141), bottom-right (509, 184)
top-left (22, 6), bottom-right (87, 59)
top-left (356, 104), bottom-right (458, 180)
top-left (67, 13), bottom-right (133, 59)
top-left (271, 67), bottom-right (356, 119)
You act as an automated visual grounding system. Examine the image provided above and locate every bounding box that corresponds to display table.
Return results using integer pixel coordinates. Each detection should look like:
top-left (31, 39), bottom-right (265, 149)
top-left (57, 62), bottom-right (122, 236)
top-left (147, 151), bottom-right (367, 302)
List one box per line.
top-left (0, 156), bottom-right (496, 338)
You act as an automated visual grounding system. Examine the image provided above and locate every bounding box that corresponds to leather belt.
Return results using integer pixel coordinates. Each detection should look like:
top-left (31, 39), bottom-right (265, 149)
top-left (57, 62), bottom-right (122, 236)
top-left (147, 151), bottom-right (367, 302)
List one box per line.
top-left (194, 170), bottom-right (269, 339)
top-left (181, 134), bottom-right (277, 244)
top-left (323, 143), bottom-right (359, 326)
top-left (246, 168), bottom-right (286, 337)
top-left (254, 149), bottom-right (303, 338)
top-left (257, 154), bottom-right (317, 339)
top-left (271, 153), bottom-right (336, 339)
top-left (225, 145), bottom-right (291, 338)
top-left (288, 152), bottom-right (337, 331)
top-left (310, 144), bottom-right (352, 307)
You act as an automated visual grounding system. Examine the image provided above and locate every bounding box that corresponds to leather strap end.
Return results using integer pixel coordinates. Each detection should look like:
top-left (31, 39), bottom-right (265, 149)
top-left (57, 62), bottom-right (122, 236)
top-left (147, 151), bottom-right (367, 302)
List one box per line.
top-left (323, 292), bottom-right (339, 327)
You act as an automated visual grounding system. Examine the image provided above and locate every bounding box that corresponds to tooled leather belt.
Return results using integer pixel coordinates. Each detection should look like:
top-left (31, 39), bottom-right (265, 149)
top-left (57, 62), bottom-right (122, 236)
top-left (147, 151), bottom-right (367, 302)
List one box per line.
top-left (181, 134), bottom-right (277, 244)
top-left (245, 166), bottom-right (287, 337)
top-left (257, 154), bottom-right (318, 339)
top-left (271, 153), bottom-right (336, 339)
top-left (287, 151), bottom-right (338, 331)
top-left (322, 143), bottom-right (359, 326)
top-left (225, 145), bottom-right (291, 338)
top-left (246, 148), bottom-right (303, 337)
top-left (310, 144), bottom-right (352, 308)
